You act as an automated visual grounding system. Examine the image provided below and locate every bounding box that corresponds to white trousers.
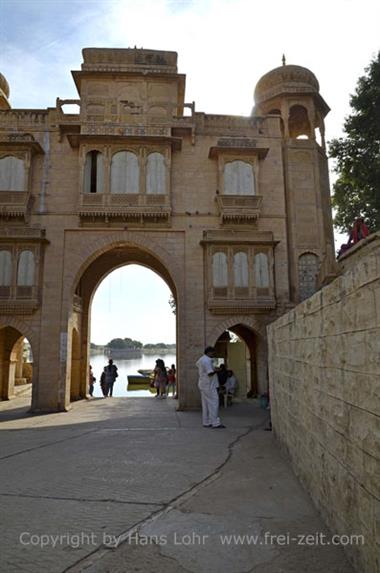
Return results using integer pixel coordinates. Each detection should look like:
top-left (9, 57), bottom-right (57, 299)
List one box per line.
top-left (199, 384), bottom-right (221, 427)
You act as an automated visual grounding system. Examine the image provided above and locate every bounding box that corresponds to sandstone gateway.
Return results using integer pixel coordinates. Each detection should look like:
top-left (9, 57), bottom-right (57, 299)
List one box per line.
top-left (0, 48), bottom-right (336, 411)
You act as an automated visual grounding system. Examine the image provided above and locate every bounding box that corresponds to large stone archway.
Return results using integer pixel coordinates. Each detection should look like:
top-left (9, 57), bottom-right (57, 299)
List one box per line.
top-left (58, 235), bottom-right (184, 411)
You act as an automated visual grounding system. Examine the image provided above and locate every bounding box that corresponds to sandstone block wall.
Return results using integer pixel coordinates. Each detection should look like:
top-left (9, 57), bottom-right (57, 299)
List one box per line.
top-left (268, 234), bottom-right (380, 573)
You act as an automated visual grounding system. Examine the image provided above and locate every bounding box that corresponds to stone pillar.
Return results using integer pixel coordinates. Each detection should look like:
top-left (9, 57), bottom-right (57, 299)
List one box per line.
top-left (14, 338), bottom-right (27, 385)
top-left (31, 226), bottom-right (68, 412)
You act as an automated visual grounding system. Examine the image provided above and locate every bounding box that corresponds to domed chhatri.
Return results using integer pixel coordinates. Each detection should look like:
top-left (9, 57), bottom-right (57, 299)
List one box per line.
top-left (0, 73), bottom-right (10, 98)
top-left (254, 64), bottom-right (320, 105)
top-left (0, 72), bottom-right (10, 109)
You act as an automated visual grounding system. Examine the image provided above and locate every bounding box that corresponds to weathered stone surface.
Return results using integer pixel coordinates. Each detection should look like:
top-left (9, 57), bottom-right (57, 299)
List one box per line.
top-left (269, 236), bottom-right (380, 573)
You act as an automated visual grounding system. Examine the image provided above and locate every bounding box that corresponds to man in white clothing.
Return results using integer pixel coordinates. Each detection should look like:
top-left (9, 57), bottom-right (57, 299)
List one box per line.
top-left (196, 346), bottom-right (225, 429)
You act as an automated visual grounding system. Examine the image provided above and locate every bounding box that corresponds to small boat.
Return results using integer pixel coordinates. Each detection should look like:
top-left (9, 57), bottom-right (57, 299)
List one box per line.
top-left (137, 369), bottom-right (154, 376)
top-left (127, 374), bottom-right (152, 391)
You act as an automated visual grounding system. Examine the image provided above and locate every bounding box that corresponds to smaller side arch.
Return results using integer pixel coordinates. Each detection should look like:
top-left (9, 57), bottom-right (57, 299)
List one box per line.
top-left (0, 322), bottom-right (36, 402)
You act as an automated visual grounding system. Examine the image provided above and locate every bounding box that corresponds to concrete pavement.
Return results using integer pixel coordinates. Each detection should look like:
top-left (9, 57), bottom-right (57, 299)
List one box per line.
top-left (0, 393), bottom-right (354, 572)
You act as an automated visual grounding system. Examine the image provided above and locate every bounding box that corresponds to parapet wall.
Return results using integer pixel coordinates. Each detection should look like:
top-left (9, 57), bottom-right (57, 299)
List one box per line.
top-left (268, 234), bottom-right (380, 573)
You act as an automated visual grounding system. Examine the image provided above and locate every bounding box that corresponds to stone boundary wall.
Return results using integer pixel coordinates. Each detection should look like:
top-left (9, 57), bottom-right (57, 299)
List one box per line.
top-left (268, 235), bottom-right (380, 573)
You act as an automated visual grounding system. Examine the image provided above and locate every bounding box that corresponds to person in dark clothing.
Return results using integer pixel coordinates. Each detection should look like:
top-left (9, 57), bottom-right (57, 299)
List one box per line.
top-left (217, 363), bottom-right (228, 406)
top-left (103, 359), bottom-right (118, 397)
top-left (89, 364), bottom-right (96, 397)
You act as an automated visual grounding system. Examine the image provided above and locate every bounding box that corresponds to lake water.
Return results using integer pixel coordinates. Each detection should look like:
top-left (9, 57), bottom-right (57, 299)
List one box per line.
top-left (90, 352), bottom-right (177, 397)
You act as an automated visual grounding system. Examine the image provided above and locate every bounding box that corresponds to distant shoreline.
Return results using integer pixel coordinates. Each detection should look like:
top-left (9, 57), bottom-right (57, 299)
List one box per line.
top-left (90, 347), bottom-right (176, 358)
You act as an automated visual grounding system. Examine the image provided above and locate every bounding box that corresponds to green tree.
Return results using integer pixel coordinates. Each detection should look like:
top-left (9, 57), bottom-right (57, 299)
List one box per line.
top-left (107, 338), bottom-right (125, 349)
top-left (168, 293), bottom-right (176, 315)
top-left (329, 51), bottom-right (380, 233)
top-left (107, 337), bottom-right (142, 349)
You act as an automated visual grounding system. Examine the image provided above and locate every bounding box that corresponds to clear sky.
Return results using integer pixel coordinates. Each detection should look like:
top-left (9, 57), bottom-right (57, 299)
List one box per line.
top-left (1, 0), bottom-right (379, 344)
top-left (91, 265), bottom-right (175, 345)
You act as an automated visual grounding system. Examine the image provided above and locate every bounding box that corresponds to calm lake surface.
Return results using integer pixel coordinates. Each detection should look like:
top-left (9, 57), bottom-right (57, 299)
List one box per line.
top-left (90, 352), bottom-right (177, 397)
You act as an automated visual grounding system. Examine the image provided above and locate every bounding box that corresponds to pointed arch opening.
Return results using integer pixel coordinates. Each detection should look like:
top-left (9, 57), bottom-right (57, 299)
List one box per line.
top-left (289, 104), bottom-right (311, 139)
top-left (213, 323), bottom-right (268, 400)
top-left (0, 326), bottom-right (34, 410)
top-left (67, 243), bottom-right (178, 404)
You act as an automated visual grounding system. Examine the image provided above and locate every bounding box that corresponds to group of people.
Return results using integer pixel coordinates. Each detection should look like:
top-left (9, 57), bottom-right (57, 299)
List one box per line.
top-left (152, 359), bottom-right (177, 399)
top-left (89, 359), bottom-right (118, 398)
top-left (196, 347), bottom-right (238, 429)
top-left (88, 347), bottom-right (237, 431)
top-left (215, 363), bottom-right (238, 406)
top-left (88, 358), bottom-right (177, 399)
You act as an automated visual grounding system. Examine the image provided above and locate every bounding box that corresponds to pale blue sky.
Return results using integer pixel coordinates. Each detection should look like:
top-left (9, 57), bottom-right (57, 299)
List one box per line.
top-left (91, 265), bottom-right (175, 345)
top-left (1, 0), bottom-right (379, 343)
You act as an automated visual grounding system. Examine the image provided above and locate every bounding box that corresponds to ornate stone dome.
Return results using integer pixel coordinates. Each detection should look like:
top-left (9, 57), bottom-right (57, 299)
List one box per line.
top-left (254, 64), bottom-right (320, 105)
top-left (0, 73), bottom-right (10, 99)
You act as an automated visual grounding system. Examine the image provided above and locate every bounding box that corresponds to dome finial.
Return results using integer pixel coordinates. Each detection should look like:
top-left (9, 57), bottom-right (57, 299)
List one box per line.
top-left (282, 54), bottom-right (286, 66)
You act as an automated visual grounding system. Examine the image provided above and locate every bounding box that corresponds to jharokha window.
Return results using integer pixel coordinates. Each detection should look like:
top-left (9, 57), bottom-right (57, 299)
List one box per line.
top-left (81, 148), bottom-right (169, 197)
top-left (79, 146), bottom-right (171, 224)
top-left (223, 160), bottom-right (255, 195)
top-left (210, 246), bottom-right (272, 300)
top-left (0, 246), bottom-right (38, 302)
top-left (0, 156), bottom-right (25, 191)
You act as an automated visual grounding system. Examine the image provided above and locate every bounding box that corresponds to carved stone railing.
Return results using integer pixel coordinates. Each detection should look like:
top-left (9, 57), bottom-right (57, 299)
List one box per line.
top-left (0, 284), bottom-right (39, 314)
top-left (216, 194), bottom-right (262, 224)
top-left (0, 191), bottom-right (30, 220)
top-left (79, 193), bottom-right (171, 222)
top-left (0, 109), bottom-right (48, 128)
top-left (207, 296), bottom-right (276, 314)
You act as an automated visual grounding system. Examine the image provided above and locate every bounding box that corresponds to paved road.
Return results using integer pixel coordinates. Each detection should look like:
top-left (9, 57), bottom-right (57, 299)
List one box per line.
top-left (0, 394), bottom-right (354, 573)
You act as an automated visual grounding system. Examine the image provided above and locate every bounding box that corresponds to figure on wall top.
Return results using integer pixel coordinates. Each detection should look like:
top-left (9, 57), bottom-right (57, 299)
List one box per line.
top-left (337, 217), bottom-right (369, 258)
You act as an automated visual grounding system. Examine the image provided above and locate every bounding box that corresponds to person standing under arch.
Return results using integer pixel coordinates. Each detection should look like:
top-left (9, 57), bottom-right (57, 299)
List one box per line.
top-left (167, 364), bottom-right (176, 397)
top-left (196, 347), bottom-right (225, 429)
top-left (103, 359), bottom-right (118, 397)
top-left (154, 358), bottom-right (168, 399)
top-left (89, 364), bottom-right (96, 397)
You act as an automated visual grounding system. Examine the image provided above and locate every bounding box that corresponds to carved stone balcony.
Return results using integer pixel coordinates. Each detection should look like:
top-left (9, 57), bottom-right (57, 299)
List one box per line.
top-left (207, 295), bottom-right (276, 314)
top-left (216, 194), bottom-right (262, 224)
top-left (0, 285), bottom-right (39, 315)
top-left (79, 193), bottom-right (171, 223)
top-left (0, 192), bottom-right (32, 221)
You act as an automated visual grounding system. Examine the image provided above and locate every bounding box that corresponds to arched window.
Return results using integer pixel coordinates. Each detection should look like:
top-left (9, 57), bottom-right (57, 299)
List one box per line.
top-left (146, 152), bottom-right (166, 194)
top-left (17, 251), bottom-right (35, 286)
top-left (0, 250), bottom-right (12, 286)
top-left (289, 105), bottom-right (311, 139)
top-left (298, 253), bottom-right (319, 301)
top-left (110, 151), bottom-right (139, 194)
top-left (212, 252), bottom-right (228, 291)
top-left (0, 156), bottom-right (25, 191)
top-left (224, 160), bottom-right (255, 195)
top-left (83, 151), bottom-right (104, 193)
top-left (255, 253), bottom-right (269, 289)
top-left (233, 252), bottom-right (248, 287)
